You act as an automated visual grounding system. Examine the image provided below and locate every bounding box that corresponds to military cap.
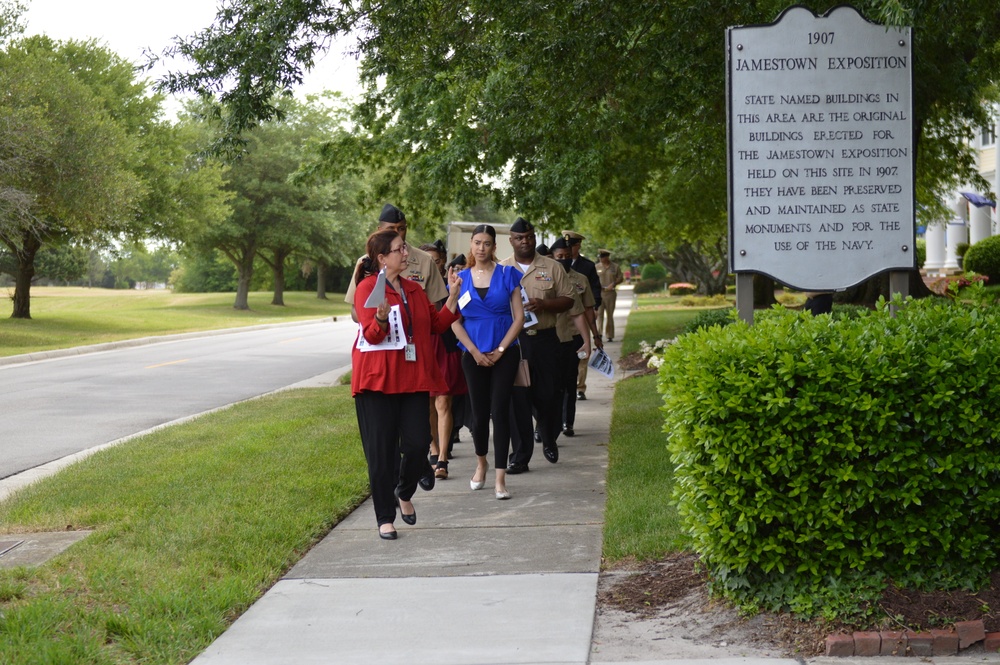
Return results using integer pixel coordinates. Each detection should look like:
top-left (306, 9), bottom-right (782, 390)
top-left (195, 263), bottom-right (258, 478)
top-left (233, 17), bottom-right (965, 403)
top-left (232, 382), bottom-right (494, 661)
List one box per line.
top-left (378, 203), bottom-right (406, 224)
top-left (510, 217), bottom-right (534, 233)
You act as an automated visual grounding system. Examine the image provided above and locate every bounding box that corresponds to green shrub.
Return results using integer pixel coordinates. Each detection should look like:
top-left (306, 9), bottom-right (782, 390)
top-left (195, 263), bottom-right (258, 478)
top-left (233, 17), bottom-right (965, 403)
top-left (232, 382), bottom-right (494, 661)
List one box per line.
top-left (830, 303), bottom-right (870, 320)
top-left (915, 237), bottom-right (926, 269)
top-left (640, 263), bottom-right (667, 281)
top-left (633, 278), bottom-right (666, 295)
top-left (963, 235), bottom-right (1000, 284)
top-left (681, 307), bottom-right (735, 334)
top-left (658, 298), bottom-right (1000, 619)
top-left (678, 294), bottom-right (729, 307)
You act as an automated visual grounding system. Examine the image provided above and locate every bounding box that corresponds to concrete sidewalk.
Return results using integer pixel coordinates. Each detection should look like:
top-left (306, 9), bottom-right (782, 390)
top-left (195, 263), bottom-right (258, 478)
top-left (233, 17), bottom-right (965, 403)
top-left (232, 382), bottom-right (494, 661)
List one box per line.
top-left (191, 291), bottom-right (635, 665)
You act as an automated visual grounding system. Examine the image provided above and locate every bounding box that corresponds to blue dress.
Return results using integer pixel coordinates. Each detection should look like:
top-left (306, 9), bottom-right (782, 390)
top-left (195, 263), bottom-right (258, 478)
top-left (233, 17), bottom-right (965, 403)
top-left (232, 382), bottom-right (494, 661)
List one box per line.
top-left (456, 264), bottom-right (522, 352)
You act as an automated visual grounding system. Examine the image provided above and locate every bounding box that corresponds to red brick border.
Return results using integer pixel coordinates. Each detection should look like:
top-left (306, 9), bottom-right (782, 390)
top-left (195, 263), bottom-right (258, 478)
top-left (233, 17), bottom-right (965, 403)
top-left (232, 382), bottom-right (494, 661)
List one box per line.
top-left (824, 621), bottom-right (992, 657)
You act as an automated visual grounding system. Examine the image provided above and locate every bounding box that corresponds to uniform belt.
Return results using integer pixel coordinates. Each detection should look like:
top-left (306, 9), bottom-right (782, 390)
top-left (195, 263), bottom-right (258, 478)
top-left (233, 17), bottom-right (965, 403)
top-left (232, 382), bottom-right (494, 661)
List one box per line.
top-left (523, 327), bottom-right (556, 337)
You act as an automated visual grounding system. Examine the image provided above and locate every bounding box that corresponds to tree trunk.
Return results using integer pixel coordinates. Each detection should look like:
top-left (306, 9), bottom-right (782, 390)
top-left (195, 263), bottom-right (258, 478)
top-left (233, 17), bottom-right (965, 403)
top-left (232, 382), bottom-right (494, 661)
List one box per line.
top-left (315, 261), bottom-right (328, 300)
top-left (271, 255), bottom-right (286, 306)
top-left (753, 274), bottom-right (777, 308)
top-left (11, 232), bottom-right (41, 319)
top-left (233, 248), bottom-right (256, 310)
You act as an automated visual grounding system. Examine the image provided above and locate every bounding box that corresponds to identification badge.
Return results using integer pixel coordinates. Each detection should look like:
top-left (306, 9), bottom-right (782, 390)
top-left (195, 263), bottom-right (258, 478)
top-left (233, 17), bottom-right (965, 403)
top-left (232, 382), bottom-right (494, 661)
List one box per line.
top-left (458, 290), bottom-right (472, 310)
top-left (404, 343), bottom-right (417, 362)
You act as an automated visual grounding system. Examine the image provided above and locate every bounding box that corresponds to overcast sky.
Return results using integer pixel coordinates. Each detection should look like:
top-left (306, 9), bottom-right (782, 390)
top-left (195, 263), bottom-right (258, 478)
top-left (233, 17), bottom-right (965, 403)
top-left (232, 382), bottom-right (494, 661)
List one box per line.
top-left (23, 0), bottom-right (362, 113)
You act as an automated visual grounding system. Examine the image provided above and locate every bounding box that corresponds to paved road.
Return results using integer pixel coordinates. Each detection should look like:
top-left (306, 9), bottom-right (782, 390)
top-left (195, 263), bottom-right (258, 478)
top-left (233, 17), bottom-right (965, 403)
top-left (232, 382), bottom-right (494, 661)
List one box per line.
top-left (0, 318), bottom-right (358, 481)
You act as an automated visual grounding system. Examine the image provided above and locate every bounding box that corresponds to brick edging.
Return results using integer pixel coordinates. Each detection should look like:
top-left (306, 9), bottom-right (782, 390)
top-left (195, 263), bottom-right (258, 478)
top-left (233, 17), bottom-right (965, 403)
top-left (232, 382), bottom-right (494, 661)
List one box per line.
top-left (825, 622), bottom-right (999, 657)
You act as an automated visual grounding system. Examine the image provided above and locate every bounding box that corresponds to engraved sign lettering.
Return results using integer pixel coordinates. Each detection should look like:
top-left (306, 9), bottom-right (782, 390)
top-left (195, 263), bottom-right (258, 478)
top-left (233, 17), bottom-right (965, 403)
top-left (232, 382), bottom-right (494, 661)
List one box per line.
top-left (727, 5), bottom-right (915, 290)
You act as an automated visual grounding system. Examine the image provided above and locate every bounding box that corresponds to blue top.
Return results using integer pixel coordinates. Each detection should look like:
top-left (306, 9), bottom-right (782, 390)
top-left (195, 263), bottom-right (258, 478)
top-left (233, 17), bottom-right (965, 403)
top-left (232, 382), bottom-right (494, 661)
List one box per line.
top-left (456, 264), bottom-right (522, 353)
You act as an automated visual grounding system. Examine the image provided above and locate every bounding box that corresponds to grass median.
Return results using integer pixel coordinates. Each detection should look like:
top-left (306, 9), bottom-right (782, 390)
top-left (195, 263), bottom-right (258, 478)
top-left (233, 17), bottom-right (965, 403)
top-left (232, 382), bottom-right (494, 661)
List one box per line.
top-left (0, 388), bottom-right (368, 665)
top-left (0, 287), bottom-right (351, 358)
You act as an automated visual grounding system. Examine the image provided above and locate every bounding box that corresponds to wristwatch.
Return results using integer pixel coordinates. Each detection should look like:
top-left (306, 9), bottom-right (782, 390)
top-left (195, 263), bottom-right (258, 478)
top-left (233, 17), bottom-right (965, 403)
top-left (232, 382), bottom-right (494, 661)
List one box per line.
top-left (497, 346), bottom-right (505, 353)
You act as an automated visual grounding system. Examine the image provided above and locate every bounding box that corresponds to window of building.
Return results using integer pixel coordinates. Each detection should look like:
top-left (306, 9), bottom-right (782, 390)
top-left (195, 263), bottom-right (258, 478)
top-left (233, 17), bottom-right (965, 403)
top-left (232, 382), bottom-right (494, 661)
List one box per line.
top-left (982, 124), bottom-right (996, 147)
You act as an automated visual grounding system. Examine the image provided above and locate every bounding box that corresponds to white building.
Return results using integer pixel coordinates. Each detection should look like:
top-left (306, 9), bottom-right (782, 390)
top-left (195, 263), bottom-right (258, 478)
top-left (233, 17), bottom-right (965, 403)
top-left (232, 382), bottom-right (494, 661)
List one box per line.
top-left (924, 117), bottom-right (998, 274)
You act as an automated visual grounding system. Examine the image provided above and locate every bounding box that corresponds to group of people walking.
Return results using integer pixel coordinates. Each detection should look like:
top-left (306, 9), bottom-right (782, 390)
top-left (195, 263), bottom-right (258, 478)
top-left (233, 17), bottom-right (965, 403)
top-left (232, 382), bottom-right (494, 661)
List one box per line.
top-left (348, 204), bottom-right (620, 540)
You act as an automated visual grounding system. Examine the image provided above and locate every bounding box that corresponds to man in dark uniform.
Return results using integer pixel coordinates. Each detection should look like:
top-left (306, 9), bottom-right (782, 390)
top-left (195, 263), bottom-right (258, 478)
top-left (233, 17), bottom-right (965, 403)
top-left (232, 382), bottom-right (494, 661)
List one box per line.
top-left (501, 218), bottom-right (574, 472)
top-left (550, 237), bottom-right (598, 438)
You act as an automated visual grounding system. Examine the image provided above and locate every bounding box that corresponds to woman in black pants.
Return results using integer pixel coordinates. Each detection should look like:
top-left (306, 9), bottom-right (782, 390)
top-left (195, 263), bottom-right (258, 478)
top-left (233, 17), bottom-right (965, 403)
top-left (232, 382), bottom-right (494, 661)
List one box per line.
top-left (451, 225), bottom-right (525, 499)
top-left (352, 229), bottom-right (462, 539)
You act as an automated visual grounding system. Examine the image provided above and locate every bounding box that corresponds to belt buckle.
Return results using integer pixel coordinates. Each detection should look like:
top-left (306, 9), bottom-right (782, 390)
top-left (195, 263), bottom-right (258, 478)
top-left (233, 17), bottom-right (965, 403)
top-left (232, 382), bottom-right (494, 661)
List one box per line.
top-left (526, 329), bottom-right (537, 336)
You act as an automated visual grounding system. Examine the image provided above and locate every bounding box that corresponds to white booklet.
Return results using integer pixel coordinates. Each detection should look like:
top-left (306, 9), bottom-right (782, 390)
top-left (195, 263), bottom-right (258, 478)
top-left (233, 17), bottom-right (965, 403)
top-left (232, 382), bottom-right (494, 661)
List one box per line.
top-left (588, 347), bottom-right (615, 379)
top-left (520, 286), bottom-right (538, 328)
top-left (356, 305), bottom-right (406, 351)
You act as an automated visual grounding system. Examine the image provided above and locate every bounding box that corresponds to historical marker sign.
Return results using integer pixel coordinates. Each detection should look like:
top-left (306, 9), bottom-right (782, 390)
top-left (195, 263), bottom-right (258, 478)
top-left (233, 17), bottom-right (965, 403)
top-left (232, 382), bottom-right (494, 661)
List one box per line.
top-left (727, 5), bottom-right (914, 291)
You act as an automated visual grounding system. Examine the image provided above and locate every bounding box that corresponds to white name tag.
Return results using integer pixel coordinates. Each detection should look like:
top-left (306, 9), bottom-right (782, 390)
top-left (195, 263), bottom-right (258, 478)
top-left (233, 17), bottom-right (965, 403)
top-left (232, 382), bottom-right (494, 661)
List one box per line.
top-left (458, 290), bottom-right (472, 310)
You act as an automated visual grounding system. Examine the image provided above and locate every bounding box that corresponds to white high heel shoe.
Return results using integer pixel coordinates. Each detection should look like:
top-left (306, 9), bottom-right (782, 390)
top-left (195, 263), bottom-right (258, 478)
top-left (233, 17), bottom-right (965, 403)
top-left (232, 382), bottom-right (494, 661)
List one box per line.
top-left (470, 461), bottom-right (489, 490)
top-left (495, 489), bottom-right (511, 500)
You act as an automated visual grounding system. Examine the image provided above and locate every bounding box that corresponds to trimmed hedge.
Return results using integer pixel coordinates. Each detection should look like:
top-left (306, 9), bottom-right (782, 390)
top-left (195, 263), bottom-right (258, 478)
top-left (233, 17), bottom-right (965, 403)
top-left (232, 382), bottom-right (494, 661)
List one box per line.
top-left (964, 235), bottom-right (1000, 284)
top-left (658, 298), bottom-right (1000, 618)
top-left (640, 263), bottom-right (667, 280)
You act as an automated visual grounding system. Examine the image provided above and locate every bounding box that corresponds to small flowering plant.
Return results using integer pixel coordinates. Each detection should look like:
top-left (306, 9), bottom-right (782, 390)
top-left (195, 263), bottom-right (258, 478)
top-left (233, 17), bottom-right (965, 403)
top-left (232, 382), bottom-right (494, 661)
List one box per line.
top-left (668, 282), bottom-right (697, 296)
top-left (639, 338), bottom-right (676, 368)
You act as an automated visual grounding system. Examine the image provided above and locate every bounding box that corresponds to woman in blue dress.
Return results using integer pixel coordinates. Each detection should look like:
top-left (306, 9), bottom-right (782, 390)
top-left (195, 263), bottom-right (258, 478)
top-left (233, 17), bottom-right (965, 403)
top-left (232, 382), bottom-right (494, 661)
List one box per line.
top-left (451, 224), bottom-right (525, 499)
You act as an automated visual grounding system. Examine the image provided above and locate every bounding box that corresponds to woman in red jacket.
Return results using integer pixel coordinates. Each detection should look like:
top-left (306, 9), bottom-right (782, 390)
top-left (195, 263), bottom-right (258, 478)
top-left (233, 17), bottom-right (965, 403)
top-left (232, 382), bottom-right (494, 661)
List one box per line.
top-left (352, 229), bottom-right (462, 540)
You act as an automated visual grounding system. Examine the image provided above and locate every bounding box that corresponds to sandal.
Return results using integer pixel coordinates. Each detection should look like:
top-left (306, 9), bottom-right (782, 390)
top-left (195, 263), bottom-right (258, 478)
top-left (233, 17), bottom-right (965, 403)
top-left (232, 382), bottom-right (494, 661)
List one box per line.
top-left (434, 460), bottom-right (449, 479)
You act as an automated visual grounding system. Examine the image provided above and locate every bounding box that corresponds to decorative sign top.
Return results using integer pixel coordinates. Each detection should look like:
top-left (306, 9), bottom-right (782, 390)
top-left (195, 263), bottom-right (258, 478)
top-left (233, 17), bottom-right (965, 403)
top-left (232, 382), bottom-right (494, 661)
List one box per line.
top-left (727, 5), bottom-right (914, 291)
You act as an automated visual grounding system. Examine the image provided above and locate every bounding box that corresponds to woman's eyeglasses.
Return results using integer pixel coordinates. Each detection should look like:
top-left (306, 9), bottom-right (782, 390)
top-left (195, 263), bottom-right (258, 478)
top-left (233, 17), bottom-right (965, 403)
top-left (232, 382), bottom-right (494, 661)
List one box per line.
top-left (387, 243), bottom-right (409, 255)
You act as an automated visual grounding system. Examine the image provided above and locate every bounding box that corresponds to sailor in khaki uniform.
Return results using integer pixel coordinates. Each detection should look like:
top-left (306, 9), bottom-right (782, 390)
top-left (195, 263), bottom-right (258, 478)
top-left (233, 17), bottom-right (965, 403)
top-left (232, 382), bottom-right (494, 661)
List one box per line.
top-left (595, 249), bottom-right (624, 341)
top-left (500, 217), bottom-right (574, 471)
top-left (345, 204), bottom-right (448, 321)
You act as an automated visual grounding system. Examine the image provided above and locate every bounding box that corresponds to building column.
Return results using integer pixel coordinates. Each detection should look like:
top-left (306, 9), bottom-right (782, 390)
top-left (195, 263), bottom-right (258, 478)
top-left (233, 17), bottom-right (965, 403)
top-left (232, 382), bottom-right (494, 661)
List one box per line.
top-left (943, 196), bottom-right (968, 272)
top-left (970, 203), bottom-right (992, 245)
top-left (994, 115), bottom-right (1000, 236)
top-left (924, 221), bottom-right (946, 273)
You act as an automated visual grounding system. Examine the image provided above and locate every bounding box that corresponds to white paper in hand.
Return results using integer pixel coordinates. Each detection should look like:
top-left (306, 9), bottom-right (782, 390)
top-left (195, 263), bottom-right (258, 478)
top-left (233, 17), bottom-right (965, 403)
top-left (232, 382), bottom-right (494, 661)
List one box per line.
top-left (364, 268), bottom-right (387, 308)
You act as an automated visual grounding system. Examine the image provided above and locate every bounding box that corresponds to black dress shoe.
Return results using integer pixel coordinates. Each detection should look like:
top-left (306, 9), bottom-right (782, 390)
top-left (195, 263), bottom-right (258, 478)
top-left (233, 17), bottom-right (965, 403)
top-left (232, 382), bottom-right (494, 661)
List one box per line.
top-left (418, 462), bottom-right (435, 491)
top-left (506, 462), bottom-right (530, 474)
top-left (563, 427), bottom-right (575, 437)
top-left (577, 391), bottom-right (586, 401)
top-left (543, 444), bottom-right (559, 463)
top-left (398, 502), bottom-right (416, 525)
top-left (533, 429), bottom-right (542, 443)
top-left (395, 489), bottom-right (417, 525)
top-left (379, 528), bottom-right (397, 540)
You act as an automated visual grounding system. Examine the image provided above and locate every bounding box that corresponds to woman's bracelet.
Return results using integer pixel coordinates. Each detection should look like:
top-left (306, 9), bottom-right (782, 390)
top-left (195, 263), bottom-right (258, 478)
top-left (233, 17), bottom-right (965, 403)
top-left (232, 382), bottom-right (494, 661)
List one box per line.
top-left (375, 315), bottom-right (388, 323)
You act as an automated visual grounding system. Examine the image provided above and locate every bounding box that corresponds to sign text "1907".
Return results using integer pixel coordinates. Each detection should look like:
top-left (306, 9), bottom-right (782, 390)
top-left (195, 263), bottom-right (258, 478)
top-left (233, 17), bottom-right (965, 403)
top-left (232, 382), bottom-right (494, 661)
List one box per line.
top-left (808, 32), bottom-right (834, 45)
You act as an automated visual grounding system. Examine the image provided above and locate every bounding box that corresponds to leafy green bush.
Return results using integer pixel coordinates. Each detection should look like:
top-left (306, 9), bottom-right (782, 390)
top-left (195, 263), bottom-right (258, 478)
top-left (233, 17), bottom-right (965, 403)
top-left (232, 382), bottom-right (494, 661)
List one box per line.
top-left (830, 303), bottom-right (870, 320)
top-left (963, 235), bottom-right (1000, 284)
top-left (682, 307), bottom-right (735, 333)
top-left (633, 278), bottom-right (666, 294)
top-left (658, 298), bottom-right (1000, 619)
top-left (915, 237), bottom-right (926, 269)
top-left (640, 263), bottom-right (667, 281)
top-left (678, 294), bottom-right (729, 307)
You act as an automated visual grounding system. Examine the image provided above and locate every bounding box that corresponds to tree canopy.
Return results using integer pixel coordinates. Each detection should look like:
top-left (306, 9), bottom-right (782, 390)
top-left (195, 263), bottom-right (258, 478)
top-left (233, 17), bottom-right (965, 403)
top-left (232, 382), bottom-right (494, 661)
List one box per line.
top-left (165, 0), bottom-right (1000, 235)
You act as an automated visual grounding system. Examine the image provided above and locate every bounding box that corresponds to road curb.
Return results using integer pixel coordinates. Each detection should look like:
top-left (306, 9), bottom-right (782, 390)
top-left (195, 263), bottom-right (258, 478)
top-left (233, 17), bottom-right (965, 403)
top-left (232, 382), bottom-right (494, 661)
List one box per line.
top-left (0, 317), bottom-right (349, 368)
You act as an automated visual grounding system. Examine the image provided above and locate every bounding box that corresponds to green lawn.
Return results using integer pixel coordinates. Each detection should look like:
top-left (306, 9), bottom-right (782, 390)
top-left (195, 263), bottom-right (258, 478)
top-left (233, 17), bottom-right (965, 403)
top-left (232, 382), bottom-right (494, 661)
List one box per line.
top-left (0, 287), bottom-right (351, 358)
top-left (0, 388), bottom-right (368, 665)
top-left (603, 303), bottom-right (702, 563)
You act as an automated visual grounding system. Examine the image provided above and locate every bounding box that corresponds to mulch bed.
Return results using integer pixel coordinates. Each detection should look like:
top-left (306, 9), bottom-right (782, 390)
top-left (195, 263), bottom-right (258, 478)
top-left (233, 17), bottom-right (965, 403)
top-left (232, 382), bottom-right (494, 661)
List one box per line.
top-left (619, 351), bottom-right (656, 377)
top-left (600, 552), bottom-right (1000, 657)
